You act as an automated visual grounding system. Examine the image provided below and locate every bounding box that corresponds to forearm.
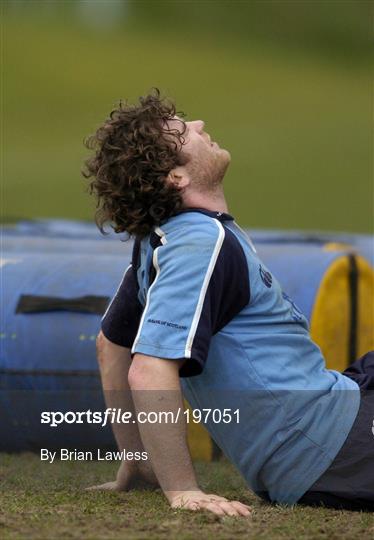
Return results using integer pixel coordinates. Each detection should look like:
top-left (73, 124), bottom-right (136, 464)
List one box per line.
top-left (95, 348), bottom-right (251, 515)
top-left (96, 331), bottom-right (145, 454)
top-left (128, 354), bottom-right (199, 498)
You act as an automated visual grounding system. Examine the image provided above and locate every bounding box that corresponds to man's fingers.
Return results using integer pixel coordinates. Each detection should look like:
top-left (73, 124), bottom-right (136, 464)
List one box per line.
top-left (199, 499), bottom-right (251, 517)
top-left (202, 501), bottom-right (226, 516)
top-left (202, 496), bottom-right (251, 516)
top-left (215, 501), bottom-right (240, 516)
top-left (178, 499), bottom-right (225, 516)
top-left (230, 500), bottom-right (252, 516)
top-left (170, 493), bottom-right (251, 518)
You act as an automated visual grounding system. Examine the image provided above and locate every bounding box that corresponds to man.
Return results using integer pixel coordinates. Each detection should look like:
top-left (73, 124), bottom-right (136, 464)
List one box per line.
top-left (83, 89), bottom-right (373, 515)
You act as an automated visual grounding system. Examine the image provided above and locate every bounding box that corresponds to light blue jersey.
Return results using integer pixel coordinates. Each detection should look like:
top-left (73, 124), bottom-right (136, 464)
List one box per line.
top-left (102, 208), bottom-right (360, 505)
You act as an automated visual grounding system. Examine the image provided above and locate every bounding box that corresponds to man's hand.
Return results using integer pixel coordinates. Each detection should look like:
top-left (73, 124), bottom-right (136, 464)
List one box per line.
top-left (86, 460), bottom-right (159, 492)
top-left (167, 489), bottom-right (251, 517)
top-left (128, 355), bottom-right (251, 517)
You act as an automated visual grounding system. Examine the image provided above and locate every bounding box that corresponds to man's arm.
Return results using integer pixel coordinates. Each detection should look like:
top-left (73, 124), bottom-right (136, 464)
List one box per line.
top-left (128, 353), bottom-right (251, 517)
top-left (87, 332), bottom-right (157, 491)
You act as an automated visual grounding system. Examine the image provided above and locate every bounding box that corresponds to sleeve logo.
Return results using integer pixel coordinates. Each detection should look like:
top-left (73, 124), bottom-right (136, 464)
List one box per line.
top-left (259, 264), bottom-right (273, 288)
top-left (147, 318), bottom-right (187, 331)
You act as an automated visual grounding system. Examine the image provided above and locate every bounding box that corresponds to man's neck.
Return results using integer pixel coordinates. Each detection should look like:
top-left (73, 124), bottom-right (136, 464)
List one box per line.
top-left (182, 188), bottom-right (229, 214)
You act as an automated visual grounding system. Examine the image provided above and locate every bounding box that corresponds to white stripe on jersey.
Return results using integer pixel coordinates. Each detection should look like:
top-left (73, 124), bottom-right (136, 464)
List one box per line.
top-left (184, 219), bottom-right (225, 358)
top-left (154, 226), bottom-right (168, 245)
top-left (232, 221), bottom-right (257, 253)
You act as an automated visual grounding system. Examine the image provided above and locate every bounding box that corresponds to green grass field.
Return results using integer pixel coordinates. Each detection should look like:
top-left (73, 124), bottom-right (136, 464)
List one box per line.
top-left (1, 454), bottom-right (373, 540)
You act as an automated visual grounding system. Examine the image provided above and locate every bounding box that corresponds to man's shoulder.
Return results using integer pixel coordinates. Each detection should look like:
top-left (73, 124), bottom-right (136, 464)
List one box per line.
top-left (160, 211), bottom-right (225, 244)
top-left (152, 212), bottom-right (249, 274)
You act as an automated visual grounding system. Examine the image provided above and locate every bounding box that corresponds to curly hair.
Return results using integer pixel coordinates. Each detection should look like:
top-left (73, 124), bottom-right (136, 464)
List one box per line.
top-left (82, 89), bottom-right (188, 238)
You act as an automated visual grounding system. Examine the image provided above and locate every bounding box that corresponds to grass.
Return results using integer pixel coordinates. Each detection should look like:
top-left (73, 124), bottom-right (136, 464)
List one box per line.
top-left (1, 453), bottom-right (373, 540)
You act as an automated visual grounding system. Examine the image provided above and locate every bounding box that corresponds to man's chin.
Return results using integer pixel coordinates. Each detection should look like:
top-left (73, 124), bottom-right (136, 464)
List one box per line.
top-left (218, 147), bottom-right (231, 165)
top-left (220, 149), bottom-right (231, 173)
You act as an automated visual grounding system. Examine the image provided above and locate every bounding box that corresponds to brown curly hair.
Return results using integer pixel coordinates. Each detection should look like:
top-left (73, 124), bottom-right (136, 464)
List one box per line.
top-left (82, 89), bottom-right (188, 238)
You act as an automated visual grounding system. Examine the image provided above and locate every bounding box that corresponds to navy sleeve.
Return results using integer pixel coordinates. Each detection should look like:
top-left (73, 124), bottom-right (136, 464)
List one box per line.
top-left (101, 241), bottom-right (143, 348)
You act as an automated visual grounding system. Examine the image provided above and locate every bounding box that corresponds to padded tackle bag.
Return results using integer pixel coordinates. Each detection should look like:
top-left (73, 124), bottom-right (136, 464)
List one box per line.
top-left (1, 221), bottom-right (373, 457)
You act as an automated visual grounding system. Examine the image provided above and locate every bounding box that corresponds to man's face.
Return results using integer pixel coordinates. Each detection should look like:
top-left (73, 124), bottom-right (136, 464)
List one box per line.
top-left (167, 116), bottom-right (231, 191)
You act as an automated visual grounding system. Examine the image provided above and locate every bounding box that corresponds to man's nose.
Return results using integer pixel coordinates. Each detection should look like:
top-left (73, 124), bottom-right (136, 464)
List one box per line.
top-left (197, 120), bottom-right (205, 132)
top-left (190, 120), bottom-right (205, 133)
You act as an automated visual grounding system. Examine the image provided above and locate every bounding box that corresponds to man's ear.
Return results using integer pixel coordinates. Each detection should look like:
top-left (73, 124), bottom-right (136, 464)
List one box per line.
top-left (166, 166), bottom-right (190, 190)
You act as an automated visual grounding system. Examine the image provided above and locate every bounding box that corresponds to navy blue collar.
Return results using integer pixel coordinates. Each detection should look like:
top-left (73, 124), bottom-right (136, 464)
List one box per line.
top-left (176, 207), bottom-right (234, 222)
